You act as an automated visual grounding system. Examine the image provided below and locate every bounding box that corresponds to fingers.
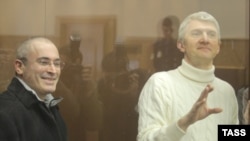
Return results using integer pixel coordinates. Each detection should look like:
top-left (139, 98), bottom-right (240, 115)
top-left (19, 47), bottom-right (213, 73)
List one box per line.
top-left (208, 108), bottom-right (223, 114)
top-left (197, 84), bottom-right (214, 102)
top-left (195, 84), bottom-right (222, 115)
top-left (185, 84), bottom-right (222, 126)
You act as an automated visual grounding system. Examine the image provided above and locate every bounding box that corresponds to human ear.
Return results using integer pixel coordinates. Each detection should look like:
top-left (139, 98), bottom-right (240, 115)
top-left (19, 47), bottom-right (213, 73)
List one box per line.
top-left (216, 47), bottom-right (220, 55)
top-left (216, 41), bottom-right (221, 54)
top-left (177, 41), bottom-right (185, 53)
top-left (14, 59), bottom-right (24, 75)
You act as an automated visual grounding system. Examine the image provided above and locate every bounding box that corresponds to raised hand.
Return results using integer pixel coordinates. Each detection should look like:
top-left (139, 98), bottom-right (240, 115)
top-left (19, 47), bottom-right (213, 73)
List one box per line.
top-left (178, 84), bottom-right (223, 131)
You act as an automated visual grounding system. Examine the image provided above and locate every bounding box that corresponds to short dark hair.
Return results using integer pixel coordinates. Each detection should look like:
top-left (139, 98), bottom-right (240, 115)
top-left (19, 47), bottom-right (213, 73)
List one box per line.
top-left (101, 49), bottom-right (128, 73)
top-left (162, 17), bottom-right (173, 27)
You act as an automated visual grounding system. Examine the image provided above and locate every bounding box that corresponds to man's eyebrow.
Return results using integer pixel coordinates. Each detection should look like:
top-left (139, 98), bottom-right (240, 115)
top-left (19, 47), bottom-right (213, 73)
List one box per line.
top-left (37, 57), bottom-right (60, 60)
top-left (37, 57), bottom-right (50, 60)
top-left (190, 29), bottom-right (217, 32)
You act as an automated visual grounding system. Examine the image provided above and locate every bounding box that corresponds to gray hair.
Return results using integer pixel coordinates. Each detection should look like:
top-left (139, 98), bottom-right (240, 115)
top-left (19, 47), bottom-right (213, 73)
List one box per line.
top-left (16, 37), bottom-right (54, 61)
top-left (177, 11), bottom-right (221, 42)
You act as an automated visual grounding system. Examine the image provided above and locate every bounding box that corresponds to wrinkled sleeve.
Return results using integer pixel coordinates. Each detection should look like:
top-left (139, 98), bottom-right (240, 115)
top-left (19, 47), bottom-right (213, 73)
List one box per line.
top-left (137, 74), bottom-right (185, 141)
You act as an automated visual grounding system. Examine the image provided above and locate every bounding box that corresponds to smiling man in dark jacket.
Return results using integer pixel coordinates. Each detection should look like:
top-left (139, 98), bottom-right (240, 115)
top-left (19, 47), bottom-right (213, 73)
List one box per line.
top-left (0, 37), bottom-right (67, 141)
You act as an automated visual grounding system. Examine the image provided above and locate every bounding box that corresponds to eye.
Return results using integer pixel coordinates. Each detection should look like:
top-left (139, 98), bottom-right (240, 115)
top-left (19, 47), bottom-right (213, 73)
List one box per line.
top-left (207, 31), bottom-right (217, 38)
top-left (53, 60), bottom-right (62, 68)
top-left (191, 30), bottom-right (202, 37)
top-left (38, 59), bottom-right (50, 66)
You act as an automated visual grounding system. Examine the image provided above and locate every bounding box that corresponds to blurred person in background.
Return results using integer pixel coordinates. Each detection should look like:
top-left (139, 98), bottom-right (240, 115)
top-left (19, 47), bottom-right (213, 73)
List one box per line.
top-left (151, 15), bottom-right (183, 72)
top-left (55, 35), bottom-right (102, 141)
top-left (97, 45), bottom-right (149, 141)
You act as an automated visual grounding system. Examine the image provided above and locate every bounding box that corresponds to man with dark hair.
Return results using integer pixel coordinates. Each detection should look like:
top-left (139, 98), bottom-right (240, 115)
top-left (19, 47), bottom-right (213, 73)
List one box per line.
top-left (55, 36), bottom-right (102, 141)
top-left (152, 16), bottom-right (182, 72)
top-left (98, 46), bottom-right (149, 141)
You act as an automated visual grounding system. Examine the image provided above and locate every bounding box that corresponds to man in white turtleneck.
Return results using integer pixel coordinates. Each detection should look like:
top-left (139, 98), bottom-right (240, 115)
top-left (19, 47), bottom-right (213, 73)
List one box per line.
top-left (137, 11), bottom-right (239, 141)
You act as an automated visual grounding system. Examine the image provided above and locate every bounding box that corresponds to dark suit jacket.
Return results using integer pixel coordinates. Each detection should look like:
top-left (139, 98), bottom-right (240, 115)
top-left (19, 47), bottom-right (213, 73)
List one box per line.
top-left (0, 77), bottom-right (67, 141)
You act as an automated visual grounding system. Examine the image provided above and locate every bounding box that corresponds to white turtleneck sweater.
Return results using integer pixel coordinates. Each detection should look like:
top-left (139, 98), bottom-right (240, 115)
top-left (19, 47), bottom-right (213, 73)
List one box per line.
top-left (137, 60), bottom-right (239, 141)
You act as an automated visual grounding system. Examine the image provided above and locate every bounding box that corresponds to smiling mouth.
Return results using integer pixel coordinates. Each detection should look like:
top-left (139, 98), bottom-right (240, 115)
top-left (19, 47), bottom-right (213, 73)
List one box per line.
top-left (42, 77), bottom-right (57, 84)
top-left (198, 46), bottom-right (211, 51)
top-left (42, 76), bottom-right (56, 80)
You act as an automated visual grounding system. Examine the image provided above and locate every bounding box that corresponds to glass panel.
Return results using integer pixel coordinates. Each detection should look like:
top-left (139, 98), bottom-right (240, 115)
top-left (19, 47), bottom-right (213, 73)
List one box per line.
top-left (0, 0), bottom-right (249, 141)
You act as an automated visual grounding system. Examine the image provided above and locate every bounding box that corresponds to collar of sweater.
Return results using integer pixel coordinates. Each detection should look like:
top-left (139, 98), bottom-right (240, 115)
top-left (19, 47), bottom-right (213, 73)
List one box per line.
top-left (178, 59), bottom-right (215, 83)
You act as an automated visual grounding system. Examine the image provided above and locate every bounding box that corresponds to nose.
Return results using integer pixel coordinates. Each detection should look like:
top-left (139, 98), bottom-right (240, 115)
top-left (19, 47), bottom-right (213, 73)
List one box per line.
top-left (200, 32), bottom-right (209, 43)
top-left (47, 63), bottom-right (58, 73)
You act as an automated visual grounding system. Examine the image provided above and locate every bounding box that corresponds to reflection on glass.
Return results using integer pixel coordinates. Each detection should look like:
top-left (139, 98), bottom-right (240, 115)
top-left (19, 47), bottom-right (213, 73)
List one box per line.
top-left (0, 1), bottom-right (249, 141)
